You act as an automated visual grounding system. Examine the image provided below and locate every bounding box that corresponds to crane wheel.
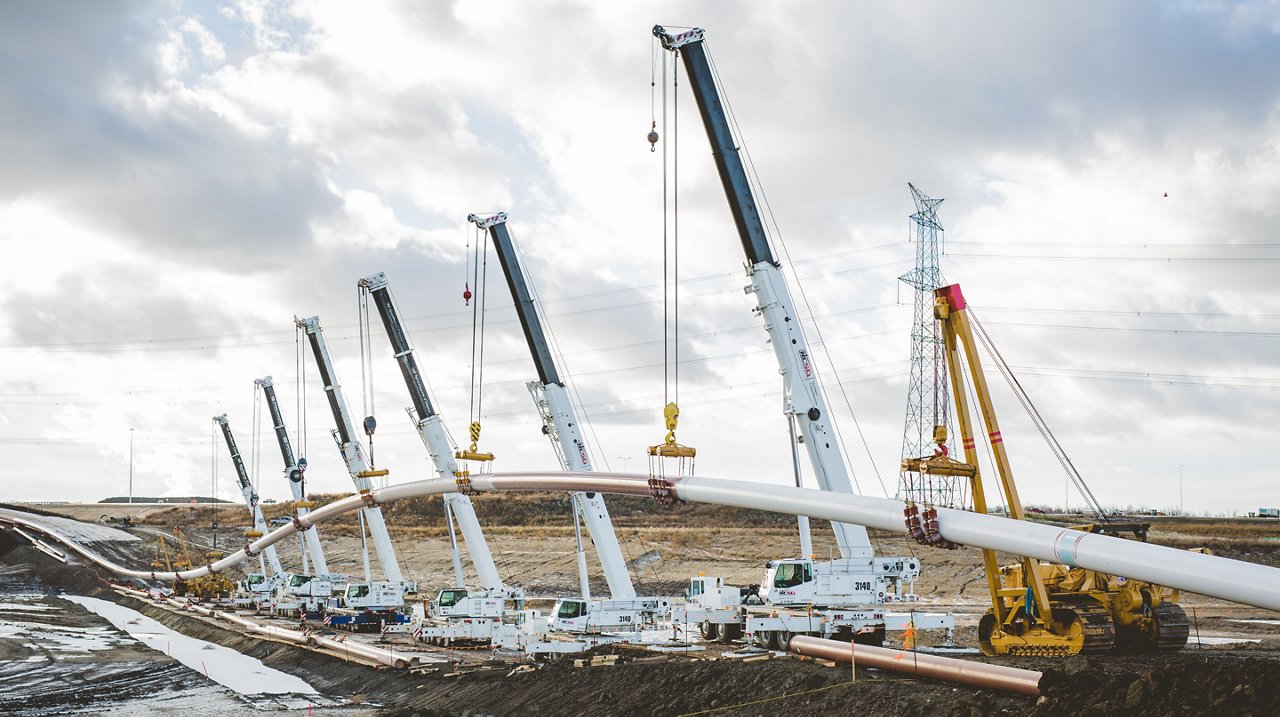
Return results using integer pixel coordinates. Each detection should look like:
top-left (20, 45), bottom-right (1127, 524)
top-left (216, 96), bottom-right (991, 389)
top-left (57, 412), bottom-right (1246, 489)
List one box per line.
top-left (752, 630), bottom-right (773, 649)
top-left (977, 612), bottom-right (999, 656)
top-left (775, 630), bottom-right (794, 651)
top-left (718, 623), bottom-right (743, 643)
top-left (700, 621), bottom-right (720, 641)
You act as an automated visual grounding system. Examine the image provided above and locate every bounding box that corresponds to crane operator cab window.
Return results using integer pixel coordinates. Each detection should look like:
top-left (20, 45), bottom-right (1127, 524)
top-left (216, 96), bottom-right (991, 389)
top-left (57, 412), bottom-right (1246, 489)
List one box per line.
top-left (687, 579), bottom-right (704, 599)
top-left (247, 574), bottom-right (265, 586)
top-left (289, 575), bottom-right (312, 589)
top-left (773, 561), bottom-right (813, 589)
top-left (346, 584), bottom-right (370, 600)
top-left (437, 589), bottom-right (467, 607)
top-left (556, 599), bottom-right (586, 619)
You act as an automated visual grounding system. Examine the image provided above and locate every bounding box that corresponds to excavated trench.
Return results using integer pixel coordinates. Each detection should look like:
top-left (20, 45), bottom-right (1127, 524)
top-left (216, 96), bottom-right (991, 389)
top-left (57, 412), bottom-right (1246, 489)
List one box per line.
top-left (4, 525), bottom-right (1280, 715)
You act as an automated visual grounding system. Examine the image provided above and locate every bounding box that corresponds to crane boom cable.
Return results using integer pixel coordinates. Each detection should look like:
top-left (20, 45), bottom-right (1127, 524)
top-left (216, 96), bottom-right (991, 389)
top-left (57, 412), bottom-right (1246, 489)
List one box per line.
top-left (469, 224), bottom-right (482, 422)
top-left (705, 43), bottom-right (887, 499)
top-left (967, 308), bottom-right (1108, 521)
top-left (507, 224), bottom-right (613, 470)
top-left (477, 229), bottom-right (490, 422)
top-left (674, 50), bottom-right (680, 404)
top-left (661, 46), bottom-right (669, 408)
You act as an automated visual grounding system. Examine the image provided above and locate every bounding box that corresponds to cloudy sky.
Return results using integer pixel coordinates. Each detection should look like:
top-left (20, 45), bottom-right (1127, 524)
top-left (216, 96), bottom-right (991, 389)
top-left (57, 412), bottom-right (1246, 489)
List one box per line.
top-left (2, 1), bottom-right (1279, 518)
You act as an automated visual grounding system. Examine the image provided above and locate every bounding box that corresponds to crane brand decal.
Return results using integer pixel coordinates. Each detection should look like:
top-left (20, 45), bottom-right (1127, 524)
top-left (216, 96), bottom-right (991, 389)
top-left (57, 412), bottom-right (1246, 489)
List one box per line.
top-left (799, 350), bottom-right (813, 378)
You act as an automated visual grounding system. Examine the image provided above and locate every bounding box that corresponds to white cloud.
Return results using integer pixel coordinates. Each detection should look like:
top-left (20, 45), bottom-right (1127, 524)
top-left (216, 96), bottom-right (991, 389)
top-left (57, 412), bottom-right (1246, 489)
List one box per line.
top-left (2, 1), bottom-right (1279, 519)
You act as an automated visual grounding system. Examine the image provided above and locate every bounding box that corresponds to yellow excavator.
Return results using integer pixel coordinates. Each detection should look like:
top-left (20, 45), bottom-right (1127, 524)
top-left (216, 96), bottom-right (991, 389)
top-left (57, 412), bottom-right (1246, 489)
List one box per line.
top-left (902, 284), bottom-right (1189, 656)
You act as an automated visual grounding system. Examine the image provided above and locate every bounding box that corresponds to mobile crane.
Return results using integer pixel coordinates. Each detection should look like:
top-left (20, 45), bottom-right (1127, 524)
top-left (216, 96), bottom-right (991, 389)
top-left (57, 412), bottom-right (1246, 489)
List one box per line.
top-left (653, 25), bottom-right (948, 649)
top-left (212, 413), bottom-right (284, 607)
top-left (357, 272), bottom-right (528, 645)
top-left (254, 376), bottom-right (349, 616)
top-left (468, 212), bottom-right (671, 638)
top-left (295, 315), bottom-right (414, 629)
top-left (914, 284), bottom-right (1189, 655)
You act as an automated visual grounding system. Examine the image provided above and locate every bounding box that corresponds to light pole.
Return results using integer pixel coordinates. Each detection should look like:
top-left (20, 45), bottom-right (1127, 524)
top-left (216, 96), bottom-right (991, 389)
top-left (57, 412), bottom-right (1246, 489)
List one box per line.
top-left (128, 428), bottom-right (134, 504)
top-left (1179, 464), bottom-right (1184, 516)
top-left (618, 456), bottom-right (631, 473)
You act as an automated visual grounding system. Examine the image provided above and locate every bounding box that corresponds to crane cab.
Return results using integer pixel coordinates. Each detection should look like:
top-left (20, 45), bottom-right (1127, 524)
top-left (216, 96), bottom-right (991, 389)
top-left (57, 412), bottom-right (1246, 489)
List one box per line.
top-left (760, 559), bottom-right (816, 605)
top-left (759, 558), bottom-right (903, 607)
top-left (429, 587), bottom-right (505, 619)
top-left (685, 576), bottom-right (743, 610)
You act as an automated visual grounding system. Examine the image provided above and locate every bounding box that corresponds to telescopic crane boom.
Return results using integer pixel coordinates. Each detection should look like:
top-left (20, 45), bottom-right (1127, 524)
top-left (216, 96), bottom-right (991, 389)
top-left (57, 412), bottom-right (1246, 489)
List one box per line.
top-left (468, 212), bottom-right (636, 599)
top-left (255, 375), bottom-right (330, 575)
top-left (212, 414), bottom-right (283, 576)
top-left (295, 315), bottom-right (405, 585)
top-left (356, 272), bottom-right (515, 597)
top-left (652, 25), bottom-right (871, 560)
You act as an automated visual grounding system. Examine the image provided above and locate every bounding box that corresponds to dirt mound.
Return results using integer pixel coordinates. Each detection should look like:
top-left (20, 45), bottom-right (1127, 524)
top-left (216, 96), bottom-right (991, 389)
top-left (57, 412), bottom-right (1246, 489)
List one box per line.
top-left (1036, 654), bottom-right (1279, 716)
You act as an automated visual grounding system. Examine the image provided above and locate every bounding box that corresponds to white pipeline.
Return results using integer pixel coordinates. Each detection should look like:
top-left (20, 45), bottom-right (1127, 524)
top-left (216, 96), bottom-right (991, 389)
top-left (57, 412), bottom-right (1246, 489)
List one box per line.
top-left (8, 472), bottom-right (1280, 612)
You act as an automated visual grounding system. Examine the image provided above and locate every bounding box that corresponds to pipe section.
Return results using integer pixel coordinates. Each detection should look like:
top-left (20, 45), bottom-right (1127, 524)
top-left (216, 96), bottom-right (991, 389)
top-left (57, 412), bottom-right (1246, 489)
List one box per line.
top-left (311, 634), bottom-right (413, 669)
top-left (8, 471), bottom-right (1280, 613)
top-left (789, 635), bottom-right (1042, 697)
top-left (115, 586), bottom-right (416, 665)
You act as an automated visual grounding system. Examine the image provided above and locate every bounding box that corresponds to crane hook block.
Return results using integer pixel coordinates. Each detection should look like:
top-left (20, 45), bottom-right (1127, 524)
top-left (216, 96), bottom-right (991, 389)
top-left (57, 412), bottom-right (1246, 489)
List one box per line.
top-left (648, 401), bottom-right (696, 457)
top-left (457, 421), bottom-right (495, 462)
top-left (648, 122), bottom-right (659, 152)
top-left (463, 282), bottom-right (472, 306)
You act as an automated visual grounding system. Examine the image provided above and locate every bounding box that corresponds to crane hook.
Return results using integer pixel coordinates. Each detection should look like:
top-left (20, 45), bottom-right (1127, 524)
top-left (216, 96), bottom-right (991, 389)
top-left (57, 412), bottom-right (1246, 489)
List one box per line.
top-left (463, 282), bottom-right (472, 306)
top-left (647, 121), bottom-right (659, 153)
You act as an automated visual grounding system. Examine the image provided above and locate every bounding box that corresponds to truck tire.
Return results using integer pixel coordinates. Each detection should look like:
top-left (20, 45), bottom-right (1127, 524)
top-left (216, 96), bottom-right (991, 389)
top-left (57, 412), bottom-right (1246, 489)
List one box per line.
top-left (753, 630), bottom-right (773, 649)
top-left (854, 627), bottom-right (885, 647)
top-left (776, 630), bottom-right (793, 651)
top-left (719, 623), bottom-right (743, 643)
top-left (700, 621), bottom-right (720, 641)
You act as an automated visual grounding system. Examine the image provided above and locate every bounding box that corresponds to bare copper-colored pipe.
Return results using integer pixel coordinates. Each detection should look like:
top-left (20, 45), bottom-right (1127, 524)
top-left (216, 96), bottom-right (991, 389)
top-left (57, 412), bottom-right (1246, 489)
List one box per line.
top-left (788, 635), bottom-right (1042, 697)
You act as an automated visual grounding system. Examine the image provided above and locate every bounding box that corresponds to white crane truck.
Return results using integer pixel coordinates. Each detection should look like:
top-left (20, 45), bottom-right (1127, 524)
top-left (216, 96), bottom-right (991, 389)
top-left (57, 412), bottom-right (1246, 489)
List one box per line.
top-left (253, 376), bottom-right (349, 617)
top-left (653, 25), bottom-right (952, 649)
top-left (472, 212), bottom-right (673, 651)
top-left (212, 414), bottom-right (285, 608)
top-left (357, 272), bottom-right (529, 646)
top-left (295, 315), bottom-right (415, 631)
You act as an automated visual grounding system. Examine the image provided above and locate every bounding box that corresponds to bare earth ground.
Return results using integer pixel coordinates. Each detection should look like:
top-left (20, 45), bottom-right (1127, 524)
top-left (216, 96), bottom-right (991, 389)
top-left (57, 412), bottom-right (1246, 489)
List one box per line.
top-left (4, 497), bottom-right (1280, 715)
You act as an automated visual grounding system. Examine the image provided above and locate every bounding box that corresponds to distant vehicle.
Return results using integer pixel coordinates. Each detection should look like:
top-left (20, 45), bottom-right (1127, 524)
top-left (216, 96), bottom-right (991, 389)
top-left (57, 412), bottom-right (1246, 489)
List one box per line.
top-left (269, 517), bottom-right (291, 527)
top-left (262, 498), bottom-right (276, 504)
top-left (1026, 507), bottom-right (1045, 515)
top-left (1259, 508), bottom-right (1279, 519)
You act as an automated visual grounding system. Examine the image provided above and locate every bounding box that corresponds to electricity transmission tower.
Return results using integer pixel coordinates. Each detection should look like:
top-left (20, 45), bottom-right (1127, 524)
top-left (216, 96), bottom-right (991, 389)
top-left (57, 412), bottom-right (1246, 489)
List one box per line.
top-left (897, 183), bottom-right (961, 507)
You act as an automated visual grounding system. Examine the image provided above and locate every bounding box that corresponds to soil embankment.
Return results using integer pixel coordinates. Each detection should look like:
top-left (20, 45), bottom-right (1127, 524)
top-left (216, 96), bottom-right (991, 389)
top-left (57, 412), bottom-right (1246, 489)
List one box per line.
top-left (4, 506), bottom-right (1280, 715)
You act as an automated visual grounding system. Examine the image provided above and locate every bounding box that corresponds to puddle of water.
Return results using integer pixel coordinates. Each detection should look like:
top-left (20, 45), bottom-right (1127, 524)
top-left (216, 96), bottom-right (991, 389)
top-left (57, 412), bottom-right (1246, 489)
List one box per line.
top-left (64, 595), bottom-right (318, 696)
top-left (1189, 635), bottom-right (1262, 646)
top-left (0, 618), bottom-right (129, 652)
top-left (0, 601), bottom-right (57, 611)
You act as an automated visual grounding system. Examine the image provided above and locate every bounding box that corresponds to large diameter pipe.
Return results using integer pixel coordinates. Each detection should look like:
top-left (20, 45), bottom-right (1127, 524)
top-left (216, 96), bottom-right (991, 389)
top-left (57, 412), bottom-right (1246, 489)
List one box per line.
top-left (789, 635), bottom-right (1042, 697)
top-left (8, 472), bottom-right (1280, 613)
top-left (471, 472), bottom-right (1280, 613)
top-left (311, 634), bottom-right (412, 669)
